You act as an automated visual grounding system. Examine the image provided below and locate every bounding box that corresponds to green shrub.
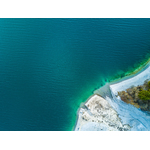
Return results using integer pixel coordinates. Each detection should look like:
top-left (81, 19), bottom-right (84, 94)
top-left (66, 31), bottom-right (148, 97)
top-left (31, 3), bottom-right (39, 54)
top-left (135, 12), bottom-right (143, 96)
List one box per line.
top-left (138, 81), bottom-right (150, 101)
top-left (138, 89), bottom-right (150, 101)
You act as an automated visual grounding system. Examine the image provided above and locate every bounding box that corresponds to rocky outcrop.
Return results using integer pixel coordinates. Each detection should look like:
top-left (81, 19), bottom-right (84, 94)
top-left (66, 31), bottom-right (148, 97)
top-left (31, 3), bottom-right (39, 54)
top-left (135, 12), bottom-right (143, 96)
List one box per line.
top-left (75, 94), bottom-right (130, 131)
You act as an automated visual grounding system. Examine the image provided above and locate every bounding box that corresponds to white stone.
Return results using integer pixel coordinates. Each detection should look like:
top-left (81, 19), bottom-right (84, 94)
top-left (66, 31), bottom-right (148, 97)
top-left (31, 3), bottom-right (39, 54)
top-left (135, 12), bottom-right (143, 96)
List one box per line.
top-left (75, 95), bottom-right (130, 131)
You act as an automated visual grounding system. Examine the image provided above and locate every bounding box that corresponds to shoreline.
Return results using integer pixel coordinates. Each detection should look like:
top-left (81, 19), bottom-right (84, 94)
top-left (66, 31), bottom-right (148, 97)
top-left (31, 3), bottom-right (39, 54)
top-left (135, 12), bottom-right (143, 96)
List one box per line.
top-left (73, 93), bottom-right (97, 131)
top-left (109, 58), bottom-right (150, 86)
top-left (110, 63), bottom-right (150, 96)
top-left (74, 58), bottom-right (150, 131)
top-left (108, 55), bottom-right (150, 84)
top-left (74, 94), bottom-right (131, 131)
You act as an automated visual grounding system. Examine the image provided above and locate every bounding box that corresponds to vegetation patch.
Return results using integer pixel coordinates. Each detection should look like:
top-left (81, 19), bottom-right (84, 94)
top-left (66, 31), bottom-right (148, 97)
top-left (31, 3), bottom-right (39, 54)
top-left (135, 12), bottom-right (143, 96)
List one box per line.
top-left (118, 80), bottom-right (150, 111)
top-left (138, 81), bottom-right (150, 101)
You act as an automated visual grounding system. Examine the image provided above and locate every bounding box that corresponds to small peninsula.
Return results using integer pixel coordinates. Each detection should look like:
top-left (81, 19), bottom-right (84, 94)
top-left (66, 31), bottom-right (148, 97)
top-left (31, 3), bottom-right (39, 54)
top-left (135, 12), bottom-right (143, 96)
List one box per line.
top-left (75, 62), bottom-right (150, 131)
top-left (75, 94), bottom-right (130, 131)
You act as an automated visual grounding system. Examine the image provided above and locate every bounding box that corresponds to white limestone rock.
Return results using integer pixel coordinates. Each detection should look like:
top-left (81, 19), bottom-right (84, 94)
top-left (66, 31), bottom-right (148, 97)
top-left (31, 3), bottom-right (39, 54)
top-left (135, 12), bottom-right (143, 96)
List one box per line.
top-left (75, 95), bottom-right (130, 131)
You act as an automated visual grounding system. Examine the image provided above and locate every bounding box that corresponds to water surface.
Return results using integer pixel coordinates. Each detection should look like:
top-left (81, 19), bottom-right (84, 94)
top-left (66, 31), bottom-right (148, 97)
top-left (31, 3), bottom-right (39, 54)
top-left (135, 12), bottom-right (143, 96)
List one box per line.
top-left (0, 19), bottom-right (150, 130)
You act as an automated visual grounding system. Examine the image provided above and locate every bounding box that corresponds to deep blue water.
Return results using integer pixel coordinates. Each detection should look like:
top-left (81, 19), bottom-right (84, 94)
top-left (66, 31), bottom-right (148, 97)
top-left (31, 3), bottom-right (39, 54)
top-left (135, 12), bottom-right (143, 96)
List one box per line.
top-left (0, 19), bottom-right (150, 130)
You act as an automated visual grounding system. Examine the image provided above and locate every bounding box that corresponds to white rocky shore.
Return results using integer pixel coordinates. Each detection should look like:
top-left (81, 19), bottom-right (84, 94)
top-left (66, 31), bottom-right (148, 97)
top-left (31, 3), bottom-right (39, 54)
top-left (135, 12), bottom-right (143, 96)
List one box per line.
top-left (75, 95), bottom-right (130, 131)
top-left (75, 64), bottom-right (150, 131)
top-left (110, 65), bottom-right (150, 96)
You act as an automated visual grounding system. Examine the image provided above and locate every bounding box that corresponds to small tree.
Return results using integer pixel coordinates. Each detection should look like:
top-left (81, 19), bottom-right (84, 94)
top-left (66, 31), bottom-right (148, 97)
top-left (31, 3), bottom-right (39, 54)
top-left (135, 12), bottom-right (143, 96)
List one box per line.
top-left (138, 89), bottom-right (150, 101)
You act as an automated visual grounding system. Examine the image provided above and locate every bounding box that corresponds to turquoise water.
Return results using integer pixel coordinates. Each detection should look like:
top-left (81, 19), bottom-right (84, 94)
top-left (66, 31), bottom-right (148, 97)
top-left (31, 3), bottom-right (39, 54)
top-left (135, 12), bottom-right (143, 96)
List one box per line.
top-left (0, 19), bottom-right (150, 130)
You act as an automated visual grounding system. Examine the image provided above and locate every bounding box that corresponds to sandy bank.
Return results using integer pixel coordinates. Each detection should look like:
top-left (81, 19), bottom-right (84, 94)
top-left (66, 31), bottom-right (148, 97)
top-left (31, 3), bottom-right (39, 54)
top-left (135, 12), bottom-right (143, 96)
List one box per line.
top-left (110, 65), bottom-right (150, 95)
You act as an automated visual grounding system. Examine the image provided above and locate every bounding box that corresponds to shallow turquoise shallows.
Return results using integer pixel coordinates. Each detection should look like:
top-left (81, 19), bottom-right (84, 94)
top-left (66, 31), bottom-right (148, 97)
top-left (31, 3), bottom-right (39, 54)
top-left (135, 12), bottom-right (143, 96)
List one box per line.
top-left (0, 19), bottom-right (150, 130)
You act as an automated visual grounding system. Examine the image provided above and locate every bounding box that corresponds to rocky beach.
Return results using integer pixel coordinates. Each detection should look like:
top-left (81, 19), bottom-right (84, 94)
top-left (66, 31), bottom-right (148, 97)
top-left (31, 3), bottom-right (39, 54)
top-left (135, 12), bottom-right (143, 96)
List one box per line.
top-left (75, 62), bottom-right (150, 131)
top-left (75, 94), bottom-right (130, 131)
